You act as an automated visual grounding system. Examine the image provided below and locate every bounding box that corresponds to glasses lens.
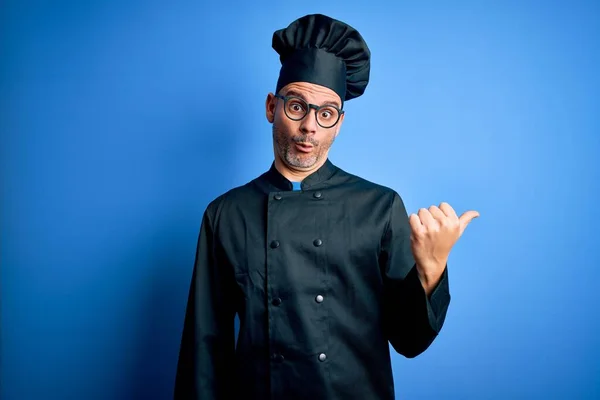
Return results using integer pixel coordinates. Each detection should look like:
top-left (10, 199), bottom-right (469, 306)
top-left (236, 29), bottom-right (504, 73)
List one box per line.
top-left (316, 105), bottom-right (340, 128)
top-left (284, 97), bottom-right (308, 120)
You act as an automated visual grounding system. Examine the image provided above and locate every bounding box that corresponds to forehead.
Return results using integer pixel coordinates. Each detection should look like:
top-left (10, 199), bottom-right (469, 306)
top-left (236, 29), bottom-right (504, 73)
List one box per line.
top-left (280, 82), bottom-right (342, 107)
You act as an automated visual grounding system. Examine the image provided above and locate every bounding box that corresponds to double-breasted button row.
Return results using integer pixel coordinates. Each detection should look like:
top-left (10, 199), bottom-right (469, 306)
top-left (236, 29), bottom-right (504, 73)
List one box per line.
top-left (271, 353), bottom-right (326, 363)
top-left (270, 239), bottom-right (323, 248)
top-left (272, 191), bottom-right (323, 200)
top-left (271, 294), bottom-right (325, 307)
top-left (270, 295), bottom-right (323, 306)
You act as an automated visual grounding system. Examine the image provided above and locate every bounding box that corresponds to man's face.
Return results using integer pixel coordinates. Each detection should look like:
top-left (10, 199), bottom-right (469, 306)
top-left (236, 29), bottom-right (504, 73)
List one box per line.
top-left (266, 82), bottom-right (344, 171)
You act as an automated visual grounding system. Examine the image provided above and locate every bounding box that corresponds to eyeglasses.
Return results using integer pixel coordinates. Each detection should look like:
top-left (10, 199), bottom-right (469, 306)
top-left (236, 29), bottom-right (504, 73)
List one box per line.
top-left (274, 94), bottom-right (344, 129)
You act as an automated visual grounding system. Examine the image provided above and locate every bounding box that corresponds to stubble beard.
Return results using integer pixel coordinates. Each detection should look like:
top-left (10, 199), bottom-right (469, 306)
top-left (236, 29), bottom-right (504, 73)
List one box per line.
top-left (272, 122), bottom-right (335, 169)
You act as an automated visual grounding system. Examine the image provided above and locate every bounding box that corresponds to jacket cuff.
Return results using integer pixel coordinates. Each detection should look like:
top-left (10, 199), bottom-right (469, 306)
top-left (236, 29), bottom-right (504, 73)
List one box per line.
top-left (423, 266), bottom-right (450, 333)
top-left (405, 264), bottom-right (451, 333)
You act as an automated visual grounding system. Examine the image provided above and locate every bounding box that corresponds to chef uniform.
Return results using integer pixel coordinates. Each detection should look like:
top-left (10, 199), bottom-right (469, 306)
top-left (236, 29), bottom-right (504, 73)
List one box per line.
top-left (174, 14), bottom-right (451, 400)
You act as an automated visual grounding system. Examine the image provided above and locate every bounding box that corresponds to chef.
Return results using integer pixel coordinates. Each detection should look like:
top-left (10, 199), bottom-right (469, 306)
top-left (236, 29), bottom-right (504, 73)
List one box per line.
top-left (174, 13), bottom-right (479, 400)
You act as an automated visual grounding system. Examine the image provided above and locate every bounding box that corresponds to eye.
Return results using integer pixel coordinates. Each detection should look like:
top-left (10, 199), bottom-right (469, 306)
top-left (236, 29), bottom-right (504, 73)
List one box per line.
top-left (288, 100), bottom-right (306, 113)
top-left (319, 106), bottom-right (337, 120)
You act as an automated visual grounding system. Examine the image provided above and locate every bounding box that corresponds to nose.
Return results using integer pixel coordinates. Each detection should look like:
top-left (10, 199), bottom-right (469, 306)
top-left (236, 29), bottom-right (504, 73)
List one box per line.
top-left (299, 109), bottom-right (318, 134)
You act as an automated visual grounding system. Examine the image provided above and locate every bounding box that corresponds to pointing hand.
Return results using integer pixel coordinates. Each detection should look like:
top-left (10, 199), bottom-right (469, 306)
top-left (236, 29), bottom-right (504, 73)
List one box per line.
top-left (409, 202), bottom-right (479, 293)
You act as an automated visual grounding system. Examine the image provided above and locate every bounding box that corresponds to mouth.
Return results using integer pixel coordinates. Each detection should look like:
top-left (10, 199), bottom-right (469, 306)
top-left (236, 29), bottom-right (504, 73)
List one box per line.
top-left (294, 142), bottom-right (314, 153)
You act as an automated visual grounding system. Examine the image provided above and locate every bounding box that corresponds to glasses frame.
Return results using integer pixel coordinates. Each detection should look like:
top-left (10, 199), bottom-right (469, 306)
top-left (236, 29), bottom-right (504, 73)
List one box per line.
top-left (274, 94), bottom-right (344, 129)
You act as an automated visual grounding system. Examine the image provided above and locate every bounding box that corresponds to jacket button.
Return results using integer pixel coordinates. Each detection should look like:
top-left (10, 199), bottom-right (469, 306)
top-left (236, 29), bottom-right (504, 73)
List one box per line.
top-left (272, 353), bottom-right (285, 363)
top-left (313, 191), bottom-right (322, 199)
top-left (315, 295), bottom-right (324, 303)
top-left (313, 239), bottom-right (322, 247)
top-left (274, 194), bottom-right (282, 200)
top-left (270, 240), bottom-right (280, 249)
top-left (318, 353), bottom-right (327, 362)
top-left (272, 297), bottom-right (282, 306)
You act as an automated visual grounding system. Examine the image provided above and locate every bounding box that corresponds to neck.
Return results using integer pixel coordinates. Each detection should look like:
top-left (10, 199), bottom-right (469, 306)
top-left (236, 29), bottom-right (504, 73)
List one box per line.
top-left (273, 153), bottom-right (328, 182)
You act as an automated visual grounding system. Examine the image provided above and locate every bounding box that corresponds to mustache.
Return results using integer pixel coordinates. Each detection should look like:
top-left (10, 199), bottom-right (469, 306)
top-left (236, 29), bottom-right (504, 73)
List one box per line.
top-left (291, 135), bottom-right (318, 146)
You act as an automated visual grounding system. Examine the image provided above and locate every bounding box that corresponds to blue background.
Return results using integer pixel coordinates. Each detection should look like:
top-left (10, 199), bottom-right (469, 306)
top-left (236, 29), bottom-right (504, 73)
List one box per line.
top-left (2, 1), bottom-right (599, 399)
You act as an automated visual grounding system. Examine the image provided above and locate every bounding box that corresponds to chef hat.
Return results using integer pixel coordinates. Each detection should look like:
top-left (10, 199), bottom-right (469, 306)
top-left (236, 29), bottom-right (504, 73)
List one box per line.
top-left (272, 14), bottom-right (371, 106)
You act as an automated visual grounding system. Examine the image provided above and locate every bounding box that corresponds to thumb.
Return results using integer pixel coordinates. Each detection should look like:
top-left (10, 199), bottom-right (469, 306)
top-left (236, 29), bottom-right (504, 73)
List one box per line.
top-left (459, 210), bottom-right (480, 235)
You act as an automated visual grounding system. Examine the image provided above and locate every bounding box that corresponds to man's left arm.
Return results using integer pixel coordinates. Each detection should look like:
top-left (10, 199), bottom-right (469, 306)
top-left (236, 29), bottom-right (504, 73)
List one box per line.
top-left (381, 192), bottom-right (477, 358)
top-left (383, 261), bottom-right (451, 358)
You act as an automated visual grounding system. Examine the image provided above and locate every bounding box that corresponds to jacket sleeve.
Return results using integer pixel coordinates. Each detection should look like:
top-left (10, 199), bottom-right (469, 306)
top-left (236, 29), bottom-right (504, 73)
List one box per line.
top-left (174, 207), bottom-right (236, 399)
top-left (380, 192), bottom-right (451, 358)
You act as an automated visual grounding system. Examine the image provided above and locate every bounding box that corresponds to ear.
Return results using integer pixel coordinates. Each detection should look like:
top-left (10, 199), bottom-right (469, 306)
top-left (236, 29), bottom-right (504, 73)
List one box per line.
top-left (266, 93), bottom-right (276, 123)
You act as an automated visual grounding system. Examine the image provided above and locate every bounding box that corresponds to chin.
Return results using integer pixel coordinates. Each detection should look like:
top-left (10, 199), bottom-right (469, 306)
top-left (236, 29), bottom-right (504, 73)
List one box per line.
top-left (286, 154), bottom-right (319, 169)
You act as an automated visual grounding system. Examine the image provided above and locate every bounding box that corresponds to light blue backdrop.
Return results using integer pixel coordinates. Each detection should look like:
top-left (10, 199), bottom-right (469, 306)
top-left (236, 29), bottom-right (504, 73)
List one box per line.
top-left (2, 1), bottom-right (599, 399)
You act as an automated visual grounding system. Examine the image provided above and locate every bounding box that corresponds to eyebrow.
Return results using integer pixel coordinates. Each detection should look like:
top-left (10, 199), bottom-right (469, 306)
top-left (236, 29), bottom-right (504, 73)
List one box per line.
top-left (284, 89), bottom-right (341, 109)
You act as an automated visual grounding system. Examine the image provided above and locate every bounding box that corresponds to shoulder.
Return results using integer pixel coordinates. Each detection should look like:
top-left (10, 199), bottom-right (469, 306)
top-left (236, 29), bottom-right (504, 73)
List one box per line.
top-left (202, 179), bottom-right (259, 220)
top-left (204, 178), bottom-right (264, 225)
top-left (333, 164), bottom-right (402, 200)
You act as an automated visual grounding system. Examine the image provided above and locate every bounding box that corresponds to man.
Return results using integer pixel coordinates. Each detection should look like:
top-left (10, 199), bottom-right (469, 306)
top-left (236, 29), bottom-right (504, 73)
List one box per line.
top-left (174, 13), bottom-right (478, 400)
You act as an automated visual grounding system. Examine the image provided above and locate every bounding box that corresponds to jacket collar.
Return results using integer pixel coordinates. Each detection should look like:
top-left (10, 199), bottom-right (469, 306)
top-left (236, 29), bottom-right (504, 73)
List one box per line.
top-left (262, 158), bottom-right (338, 191)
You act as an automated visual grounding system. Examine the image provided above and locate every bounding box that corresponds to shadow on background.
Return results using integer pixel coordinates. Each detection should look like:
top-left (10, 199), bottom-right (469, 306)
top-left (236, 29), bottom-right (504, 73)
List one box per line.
top-left (124, 108), bottom-right (242, 400)
top-left (1, 2), bottom-right (248, 399)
